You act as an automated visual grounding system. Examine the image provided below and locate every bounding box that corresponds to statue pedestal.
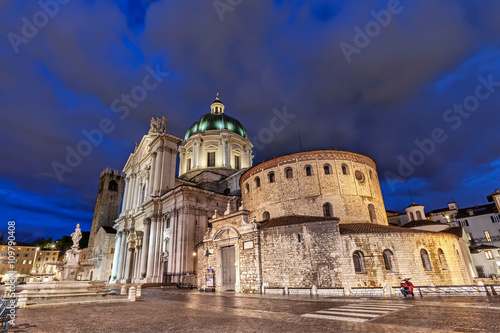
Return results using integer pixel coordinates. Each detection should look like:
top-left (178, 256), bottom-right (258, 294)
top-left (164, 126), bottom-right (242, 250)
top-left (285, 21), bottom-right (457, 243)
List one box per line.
top-left (19, 281), bottom-right (111, 298)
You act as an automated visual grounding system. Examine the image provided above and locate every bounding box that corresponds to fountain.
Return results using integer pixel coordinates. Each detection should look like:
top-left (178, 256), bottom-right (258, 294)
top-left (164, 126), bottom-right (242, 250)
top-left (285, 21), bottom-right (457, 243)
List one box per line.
top-left (19, 224), bottom-right (111, 298)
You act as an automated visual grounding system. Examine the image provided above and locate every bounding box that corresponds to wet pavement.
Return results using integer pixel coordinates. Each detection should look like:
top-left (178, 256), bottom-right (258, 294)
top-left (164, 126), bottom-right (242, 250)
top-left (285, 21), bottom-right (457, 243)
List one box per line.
top-left (10, 288), bottom-right (500, 332)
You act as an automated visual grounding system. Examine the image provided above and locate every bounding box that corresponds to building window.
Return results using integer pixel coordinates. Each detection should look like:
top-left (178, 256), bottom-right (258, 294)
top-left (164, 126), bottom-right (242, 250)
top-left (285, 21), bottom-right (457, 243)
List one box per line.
top-left (207, 152), bottom-right (216, 167)
top-left (305, 165), bottom-right (312, 176)
top-left (369, 170), bottom-right (373, 179)
top-left (355, 170), bottom-right (364, 182)
top-left (254, 177), bottom-right (261, 188)
top-left (140, 184), bottom-right (147, 204)
top-left (324, 164), bottom-right (331, 175)
top-left (420, 249), bottom-right (432, 270)
top-left (491, 215), bottom-right (500, 223)
top-left (466, 233), bottom-right (473, 241)
top-left (438, 249), bottom-right (448, 270)
top-left (234, 156), bottom-right (240, 169)
top-left (285, 168), bottom-right (293, 179)
top-left (187, 158), bottom-right (191, 171)
top-left (323, 202), bottom-right (333, 218)
top-left (223, 188), bottom-right (230, 195)
top-left (262, 211), bottom-right (270, 221)
top-left (460, 220), bottom-right (469, 227)
top-left (108, 180), bottom-right (118, 191)
top-left (484, 231), bottom-right (492, 242)
top-left (476, 266), bottom-right (486, 277)
top-left (245, 183), bottom-right (250, 193)
top-left (416, 211), bottom-right (422, 220)
top-left (167, 218), bottom-right (171, 229)
top-left (341, 164), bottom-right (349, 175)
top-left (353, 251), bottom-right (365, 273)
top-left (268, 172), bottom-right (275, 183)
top-left (298, 234), bottom-right (301, 243)
top-left (485, 250), bottom-right (494, 260)
top-left (409, 212), bottom-right (415, 221)
top-left (383, 249), bottom-right (394, 271)
top-left (24, 253), bottom-right (28, 257)
top-left (368, 204), bottom-right (376, 223)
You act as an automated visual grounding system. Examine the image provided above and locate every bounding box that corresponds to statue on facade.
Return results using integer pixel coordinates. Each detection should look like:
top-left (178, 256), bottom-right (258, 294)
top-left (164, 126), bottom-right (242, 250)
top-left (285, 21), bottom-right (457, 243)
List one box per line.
top-left (127, 230), bottom-right (138, 250)
top-left (71, 224), bottom-right (82, 248)
top-left (149, 116), bottom-right (168, 134)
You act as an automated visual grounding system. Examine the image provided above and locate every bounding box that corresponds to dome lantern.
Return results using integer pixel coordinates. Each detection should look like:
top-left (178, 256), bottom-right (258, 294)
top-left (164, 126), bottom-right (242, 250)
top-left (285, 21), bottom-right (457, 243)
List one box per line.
top-left (211, 93), bottom-right (225, 115)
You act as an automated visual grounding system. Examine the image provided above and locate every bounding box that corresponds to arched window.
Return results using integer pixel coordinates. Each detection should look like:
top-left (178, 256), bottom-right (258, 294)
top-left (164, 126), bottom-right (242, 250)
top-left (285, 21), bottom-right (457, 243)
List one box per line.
top-left (285, 167), bottom-right (293, 179)
top-left (108, 180), bottom-right (118, 191)
top-left (383, 249), bottom-right (394, 271)
top-left (420, 249), bottom-right (432, 270)
top-left (255, 177), bottom-right (261, 188)
top-left (324, 164), bottom-right (331, 175)
top-left (409, 212), bottom-right (415, 221)
top-left (438, 249), bottom-right (448, 270)
top-left (223, 188), bottom-right (230, 195)
top-left (323, 202), bottom-right (333, 218)
top-left (353, 251), bottom-right (365, 273)
top-left (341, 164), bottom-right (349, 175)
top-left (262, 211), bottom-right (270, 221)
top-left (268, 172), bottom-right (275, 183)
top-left (305, 165), bottom-right (312, 176)
top-left (416, 211), bottom-right (422, 220)
top-left (368, 204), bottom-right (376, 223)
top-left (245, 183), bottom-right (250, 193)
top-left (369, 170), bottom-right (373, 179)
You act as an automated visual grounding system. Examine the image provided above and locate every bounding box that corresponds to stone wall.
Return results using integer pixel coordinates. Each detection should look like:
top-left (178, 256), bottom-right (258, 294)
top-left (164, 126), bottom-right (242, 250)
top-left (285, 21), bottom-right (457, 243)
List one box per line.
top-left (239, 150), bottom-right (387, 225)
top-left (260, 220), bottom-right (343, 288)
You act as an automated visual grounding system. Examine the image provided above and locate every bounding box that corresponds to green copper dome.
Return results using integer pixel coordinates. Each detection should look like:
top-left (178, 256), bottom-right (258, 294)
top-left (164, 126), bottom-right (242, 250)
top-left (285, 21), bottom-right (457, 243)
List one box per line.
top-left (184, 113), bottom-right (248, 141)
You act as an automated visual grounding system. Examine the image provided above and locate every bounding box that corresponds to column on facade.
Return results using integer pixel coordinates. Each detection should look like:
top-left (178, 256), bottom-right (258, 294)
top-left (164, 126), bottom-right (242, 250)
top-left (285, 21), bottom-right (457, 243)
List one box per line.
top-left (140, 220), bottom-right (151, 278)
top-left (193, 141), bottom-right (199, 169)
top-left (131, 174), bottom-right (139, 211)
top-left (124, 246), bottom-right (133, 282)
top-left (119, 231), bottom-right (129, 279)
top-left (121, 178), bottom-right (130, 213)
top-left (152, 217), bottom-right (162, 280)
top-left (133, 247), bottom-right (141, 280)
top-left (160, 147), bottom-right (170, 193)
top-left (115, 230), bottom-right (127, 279)
top-left (221, 138), bottom-right (227, 167)
top-left (110, 232), bottom-right (122, 281)
top-left (154, 148), bottom-right (163, 196)
top-left (149, 153), bottom-right (157, 195)
top-left (146, 219), bottom-right (157, 278)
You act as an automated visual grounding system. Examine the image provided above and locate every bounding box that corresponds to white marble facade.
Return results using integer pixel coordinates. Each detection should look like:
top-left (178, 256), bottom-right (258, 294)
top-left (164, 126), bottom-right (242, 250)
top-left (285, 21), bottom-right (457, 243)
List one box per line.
top-left (111, 99), bottom-right (253, 285)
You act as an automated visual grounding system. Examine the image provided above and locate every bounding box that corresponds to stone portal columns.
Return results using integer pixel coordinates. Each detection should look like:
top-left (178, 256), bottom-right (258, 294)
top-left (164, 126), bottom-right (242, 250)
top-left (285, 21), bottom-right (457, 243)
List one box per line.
top-left (110, 231), bottom-right (122, 282)
top-left (146, 219), bottom-right (157, 279)
top-left (116, 230), bottom-right (127, 280)
top-left (140, 220), bottom-right (151, 279)
top-left (153, 217), bottom-right (162, 281)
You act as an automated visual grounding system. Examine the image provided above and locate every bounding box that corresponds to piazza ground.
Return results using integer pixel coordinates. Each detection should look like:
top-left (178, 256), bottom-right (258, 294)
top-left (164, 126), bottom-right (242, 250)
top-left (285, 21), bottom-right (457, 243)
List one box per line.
top-left (10, 288), bottom-right (500, 332)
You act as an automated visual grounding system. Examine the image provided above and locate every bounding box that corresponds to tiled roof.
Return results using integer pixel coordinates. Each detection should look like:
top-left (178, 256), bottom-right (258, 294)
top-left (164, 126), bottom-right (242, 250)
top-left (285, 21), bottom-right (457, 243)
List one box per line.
top-left (402, 220), bottom-right (446, 228)
top-left (455, 203), bottom-right (497, 219)
top-left (339, 223), bottom-right (428, 235)
top-left (441, 226), bottom-right (464, 238)
top-left (261, 216), bottom-right (336, 229)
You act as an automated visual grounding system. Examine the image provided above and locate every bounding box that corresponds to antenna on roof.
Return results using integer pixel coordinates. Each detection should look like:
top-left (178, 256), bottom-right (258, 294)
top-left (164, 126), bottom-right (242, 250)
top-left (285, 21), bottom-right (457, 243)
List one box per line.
top-left (298, 132), bottom-right (303, 152)
top-left (409, 188), bottom-right (414, 203)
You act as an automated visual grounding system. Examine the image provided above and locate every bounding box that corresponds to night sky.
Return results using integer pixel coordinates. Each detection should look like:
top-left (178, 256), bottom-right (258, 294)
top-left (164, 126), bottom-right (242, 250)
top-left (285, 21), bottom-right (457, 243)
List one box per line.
top-left (1, 0), bottom-right (500, 241)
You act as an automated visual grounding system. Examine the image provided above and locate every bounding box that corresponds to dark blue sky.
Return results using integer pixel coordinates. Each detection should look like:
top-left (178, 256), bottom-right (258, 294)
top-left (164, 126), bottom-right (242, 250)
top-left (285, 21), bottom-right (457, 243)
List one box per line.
top-left (1, 0), bottom-right (500, 241)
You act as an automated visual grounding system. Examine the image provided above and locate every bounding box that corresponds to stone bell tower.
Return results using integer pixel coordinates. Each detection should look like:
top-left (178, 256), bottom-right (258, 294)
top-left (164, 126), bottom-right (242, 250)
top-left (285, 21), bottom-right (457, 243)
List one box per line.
top-left (87, 168), bottom-right (124, 256)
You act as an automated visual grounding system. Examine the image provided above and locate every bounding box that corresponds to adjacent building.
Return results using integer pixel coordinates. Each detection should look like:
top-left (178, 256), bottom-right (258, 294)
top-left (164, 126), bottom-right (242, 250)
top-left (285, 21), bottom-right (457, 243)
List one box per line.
top-left (0, 242), bottom-right (38, 283)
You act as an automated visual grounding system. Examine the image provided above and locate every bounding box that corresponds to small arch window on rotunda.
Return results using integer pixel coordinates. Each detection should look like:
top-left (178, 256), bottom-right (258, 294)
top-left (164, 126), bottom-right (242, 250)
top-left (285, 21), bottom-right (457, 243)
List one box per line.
top-left (285, 167), bottom-right (293, 179)
top-left (353, 251), bottom-right (366, 273)
top-left (368, 204), bottom-right (377, 223)
top-left (341, 164), bottom-right (349, 175)
top-left (268, 172), bottom-right (275, 183)
top-left (438, 248), bottom-right (448, 270)
top-left (409, 212), bottom-right (415, 221)
top-left (245, 183), bottom-right (250, 194)
top-left (255, 177), bottom-right (261, 188)
top-left (324, 164), bottom-right (332, 175)
top-left (383, 249), bottom-right (394, 271)
top-left (323, 202), bottom-right (333, 218)
top-left (416, 211), bottom-right (422, 220)
top-left (420, 249), bottom-right (432, 271)
top-left (305, 165), bottom-right (312, 176)
top-left (355, 171), bottom-right (365, 182)
top-left (262, 211), bottom-right (270, 221)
